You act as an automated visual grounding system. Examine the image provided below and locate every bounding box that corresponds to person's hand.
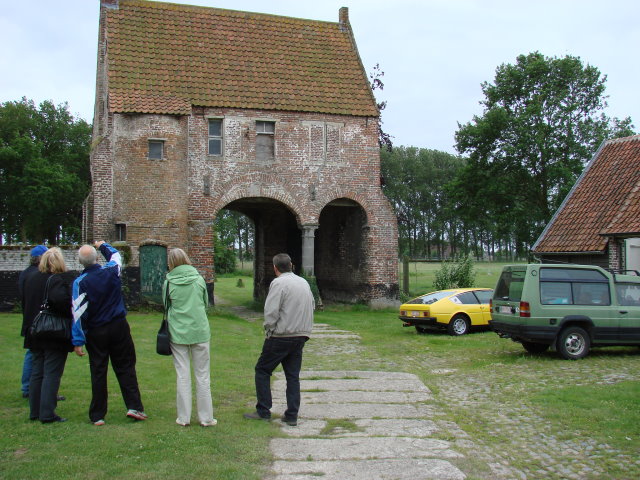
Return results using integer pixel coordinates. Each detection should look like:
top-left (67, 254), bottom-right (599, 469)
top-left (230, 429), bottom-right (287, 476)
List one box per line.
top-left (74, 346), bottom-right (86, 357)
top-left (94, 240), bottom-right (105, 249)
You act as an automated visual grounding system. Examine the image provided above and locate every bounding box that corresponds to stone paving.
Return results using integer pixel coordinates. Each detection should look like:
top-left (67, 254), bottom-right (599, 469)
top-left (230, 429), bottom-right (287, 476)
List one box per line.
top-left (227, 302), bottom-right (639, 479)
top-left (264, 324), bottom-right (471, 480)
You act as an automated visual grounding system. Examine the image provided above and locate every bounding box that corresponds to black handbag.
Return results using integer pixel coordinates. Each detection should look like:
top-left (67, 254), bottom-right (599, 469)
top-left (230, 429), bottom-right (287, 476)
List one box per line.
top-left (30, 275), bottom-right (71, 340)
top-left (156, 281), bottom-right (172, 355)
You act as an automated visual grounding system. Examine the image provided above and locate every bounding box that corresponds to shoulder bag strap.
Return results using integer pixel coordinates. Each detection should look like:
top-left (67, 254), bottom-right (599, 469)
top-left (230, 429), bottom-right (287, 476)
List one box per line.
top-left (41, 274), bottom-right (54, 309)
top-left (163, 280), bottom-right (171, 323)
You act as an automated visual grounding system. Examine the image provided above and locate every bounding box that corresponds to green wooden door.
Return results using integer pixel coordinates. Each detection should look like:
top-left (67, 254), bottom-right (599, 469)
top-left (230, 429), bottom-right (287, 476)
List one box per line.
top-left (140, 244), bottom-right (167, 304)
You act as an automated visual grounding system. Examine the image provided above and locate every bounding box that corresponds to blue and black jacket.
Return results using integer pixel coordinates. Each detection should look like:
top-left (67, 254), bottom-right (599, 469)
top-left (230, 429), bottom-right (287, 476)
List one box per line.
top-left (71, 243), bottom-right (127, 346)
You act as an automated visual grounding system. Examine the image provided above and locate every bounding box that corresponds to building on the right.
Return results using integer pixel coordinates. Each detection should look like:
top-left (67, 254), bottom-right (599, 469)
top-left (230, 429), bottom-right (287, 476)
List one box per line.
top-left (533, 134), bottom-right (640, 272)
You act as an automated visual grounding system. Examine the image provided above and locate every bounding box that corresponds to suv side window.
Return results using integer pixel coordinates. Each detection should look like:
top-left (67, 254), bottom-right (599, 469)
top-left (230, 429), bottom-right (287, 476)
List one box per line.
top-left (540, 268), bottom-right (610, 306)
top-left (616, 283), bottom-right (640, 306)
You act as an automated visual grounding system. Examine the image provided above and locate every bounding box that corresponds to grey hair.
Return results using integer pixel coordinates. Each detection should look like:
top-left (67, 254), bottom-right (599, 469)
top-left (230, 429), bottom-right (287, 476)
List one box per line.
top-left (273, 253), bottom-right (292, 273)
top-left (78, 245), bottom-right (98, 267)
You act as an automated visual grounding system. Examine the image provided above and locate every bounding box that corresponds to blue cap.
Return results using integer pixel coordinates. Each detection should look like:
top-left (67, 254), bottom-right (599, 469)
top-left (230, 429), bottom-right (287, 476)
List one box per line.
top-left (30, 245), bottom-right (48, 257)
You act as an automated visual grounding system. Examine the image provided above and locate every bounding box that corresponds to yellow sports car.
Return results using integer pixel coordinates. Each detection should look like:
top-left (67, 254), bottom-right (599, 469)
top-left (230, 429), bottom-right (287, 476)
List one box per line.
top-left (399, 288), bottom-right (494, 335)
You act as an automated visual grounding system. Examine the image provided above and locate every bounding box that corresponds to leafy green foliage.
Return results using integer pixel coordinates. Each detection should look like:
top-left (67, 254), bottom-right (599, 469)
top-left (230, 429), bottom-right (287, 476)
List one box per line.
top-left (454, 52), bottom-right (636, 256)
top-left (381, 147), bottom-right (466, 258)
top-left (213, 210), bottom-right (254, 275)
top-left (433, 255), bottom-right (476, 290)
top-left (0, 98), bottom-right (91, 243)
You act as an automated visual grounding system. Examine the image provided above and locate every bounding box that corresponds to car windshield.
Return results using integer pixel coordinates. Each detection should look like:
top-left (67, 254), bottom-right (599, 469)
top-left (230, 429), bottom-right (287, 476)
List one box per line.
top-left (407, 291), bottom-right (454, 305)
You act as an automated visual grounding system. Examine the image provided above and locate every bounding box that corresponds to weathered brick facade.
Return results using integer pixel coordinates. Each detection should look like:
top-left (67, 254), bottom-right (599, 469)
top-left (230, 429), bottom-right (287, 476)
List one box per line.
top-left (85, 0), bottom-right (399, 303)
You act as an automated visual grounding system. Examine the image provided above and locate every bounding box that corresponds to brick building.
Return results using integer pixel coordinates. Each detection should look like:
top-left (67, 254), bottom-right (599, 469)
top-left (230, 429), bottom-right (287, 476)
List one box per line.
top-left (85, 0), bottom-right (399, 303)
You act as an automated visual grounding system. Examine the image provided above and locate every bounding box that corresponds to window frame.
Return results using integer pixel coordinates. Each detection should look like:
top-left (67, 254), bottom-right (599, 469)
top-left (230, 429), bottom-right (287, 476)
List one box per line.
top-left (255, 120), bottom-right (276, 161)
top-left (148, 139), bottom-right (165, 160)
top-left (207, 118), bottom-right (223, 156)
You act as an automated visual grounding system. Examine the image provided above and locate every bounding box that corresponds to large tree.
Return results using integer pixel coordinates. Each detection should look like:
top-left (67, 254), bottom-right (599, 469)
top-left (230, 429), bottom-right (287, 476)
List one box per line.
top-left (455, 52), bottom-right (635, 254)
top-left (0, 98), bottom-right (91, 244)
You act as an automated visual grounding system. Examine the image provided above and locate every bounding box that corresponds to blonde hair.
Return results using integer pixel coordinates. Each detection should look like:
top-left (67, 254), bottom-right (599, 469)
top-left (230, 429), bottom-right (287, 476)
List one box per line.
top-left (168, 248), bottom-right (191, 271)
top-left (39, 247), bottom-right (67, 274)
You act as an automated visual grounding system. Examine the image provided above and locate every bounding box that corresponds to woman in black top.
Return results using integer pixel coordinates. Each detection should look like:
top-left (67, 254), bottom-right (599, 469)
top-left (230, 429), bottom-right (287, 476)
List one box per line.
top-left (22, 247), bottom-right (73, 423)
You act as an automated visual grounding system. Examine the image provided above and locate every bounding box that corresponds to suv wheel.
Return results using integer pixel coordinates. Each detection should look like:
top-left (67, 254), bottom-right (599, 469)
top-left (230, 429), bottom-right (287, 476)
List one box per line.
top-left (415, 326), bottom-right (428, 334)
top-left (521, 341), bottom-right (550, 354)
top-left (556, 326), bottom-right (590, 360)
top-left (447, 315), bottom-right (469, 336)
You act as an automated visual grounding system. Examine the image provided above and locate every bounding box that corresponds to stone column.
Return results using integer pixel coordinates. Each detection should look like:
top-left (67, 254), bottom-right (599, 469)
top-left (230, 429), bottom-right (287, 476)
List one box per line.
top-left (301, 225), bottom-right (318, 276)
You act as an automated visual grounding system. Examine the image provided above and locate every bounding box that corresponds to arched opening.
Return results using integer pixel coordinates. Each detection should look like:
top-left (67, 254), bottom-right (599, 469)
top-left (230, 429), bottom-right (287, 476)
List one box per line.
top-left (219, 197), bottom-right (301, 301)
top-left (316, 198), bottom-right (368, 302)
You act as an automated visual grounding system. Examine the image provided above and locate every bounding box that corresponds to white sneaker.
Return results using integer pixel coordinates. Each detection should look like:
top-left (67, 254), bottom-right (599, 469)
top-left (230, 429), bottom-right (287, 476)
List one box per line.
top-left (176, 419), bottom-right (190, 427)
top-left (200, 419), bottom-right (218, 427)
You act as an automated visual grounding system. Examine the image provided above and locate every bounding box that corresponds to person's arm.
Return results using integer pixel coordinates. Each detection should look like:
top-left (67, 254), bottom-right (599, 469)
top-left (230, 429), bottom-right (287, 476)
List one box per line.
top-left (263, 280), bottom-right (283, 336)
top-left (96, 241), bottom-right (122, 275)
top-left (71, 276), bottom-right (88, 355)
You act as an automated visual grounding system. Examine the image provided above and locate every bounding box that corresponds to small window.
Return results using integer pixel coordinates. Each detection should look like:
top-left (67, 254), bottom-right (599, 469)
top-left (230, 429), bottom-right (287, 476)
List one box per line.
top-left (455, 292), bottom-right (480, 305)
top-left (256, 120), bottom-right (275, 161)
top-left (473, 290), bottom-right (493, 304)
top-left (148, 140), bottom-right (164, 160)
top-left (208, 119), bottom-right (223, 155)
top-left (115, 223), bottom-right (126, 242)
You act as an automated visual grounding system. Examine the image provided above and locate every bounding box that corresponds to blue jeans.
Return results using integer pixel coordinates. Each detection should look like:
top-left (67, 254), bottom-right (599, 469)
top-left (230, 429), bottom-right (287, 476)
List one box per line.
top-left (21, 350), bottom-right (33, 395)
top-left (254, 336), bottom-right (307, 420)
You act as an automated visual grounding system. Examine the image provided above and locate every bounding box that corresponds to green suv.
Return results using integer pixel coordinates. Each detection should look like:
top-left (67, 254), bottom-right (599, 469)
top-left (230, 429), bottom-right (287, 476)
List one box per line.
top-left (490, 264), bottom-right (640, 359)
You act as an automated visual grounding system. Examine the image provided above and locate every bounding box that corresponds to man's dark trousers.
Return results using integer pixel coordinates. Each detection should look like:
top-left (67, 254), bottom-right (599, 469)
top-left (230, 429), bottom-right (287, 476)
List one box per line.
top-left (85, 318), bottom-right (144, 422)
top-left (254, 336), bottom-right (307, 421)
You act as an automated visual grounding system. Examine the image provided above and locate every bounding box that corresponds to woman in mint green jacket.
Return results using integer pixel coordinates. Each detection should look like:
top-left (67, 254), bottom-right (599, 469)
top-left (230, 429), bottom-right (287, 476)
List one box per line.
top-left (163, 248), bottom-right (215, 427)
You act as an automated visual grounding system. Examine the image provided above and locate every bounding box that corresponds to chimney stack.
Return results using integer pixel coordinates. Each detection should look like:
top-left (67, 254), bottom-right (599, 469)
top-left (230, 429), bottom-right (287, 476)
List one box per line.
top-left (339, 7), bottom-right (349, 32)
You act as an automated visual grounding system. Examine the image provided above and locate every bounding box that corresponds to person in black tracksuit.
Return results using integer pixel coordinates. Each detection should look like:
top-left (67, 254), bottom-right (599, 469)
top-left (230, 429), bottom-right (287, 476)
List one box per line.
top-left (71, 241), bottom-right (146, 426)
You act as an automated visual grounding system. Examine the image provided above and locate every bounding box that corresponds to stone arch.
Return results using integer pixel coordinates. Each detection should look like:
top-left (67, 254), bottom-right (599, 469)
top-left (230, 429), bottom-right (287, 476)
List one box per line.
top-left (191, 174), bottom-right (317, 300)
top-left (209, 173), bottom-right (308, 226)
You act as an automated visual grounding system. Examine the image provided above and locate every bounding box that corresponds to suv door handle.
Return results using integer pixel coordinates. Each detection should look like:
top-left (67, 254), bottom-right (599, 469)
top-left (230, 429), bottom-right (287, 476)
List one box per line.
top-left (619, 310), bottom-right (628, 314)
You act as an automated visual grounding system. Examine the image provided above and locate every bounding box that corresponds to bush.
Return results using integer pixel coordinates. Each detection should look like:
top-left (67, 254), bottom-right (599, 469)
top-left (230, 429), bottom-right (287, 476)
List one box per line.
top-left (433, 255), bottom-right (475, 290)
top-left (214, 244), bottom-right (237, 275)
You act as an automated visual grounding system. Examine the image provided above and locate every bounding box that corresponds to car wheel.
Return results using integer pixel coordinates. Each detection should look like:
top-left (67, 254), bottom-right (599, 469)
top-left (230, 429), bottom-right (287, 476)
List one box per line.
top-left (447, 315), bottom-right (469, 336)
top-left (556, 326), bottom-right (590, 360)
top-left (521, 341), bottom-right (550, 354)
top-left (415, 326), bottom-right (429, 334)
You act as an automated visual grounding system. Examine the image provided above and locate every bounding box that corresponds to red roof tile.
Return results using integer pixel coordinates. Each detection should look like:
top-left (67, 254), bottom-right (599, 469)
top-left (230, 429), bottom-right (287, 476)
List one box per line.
top-left (104, 0), bottom-right (378, 117)
top-left (534, 135), bottom-right (640, 253)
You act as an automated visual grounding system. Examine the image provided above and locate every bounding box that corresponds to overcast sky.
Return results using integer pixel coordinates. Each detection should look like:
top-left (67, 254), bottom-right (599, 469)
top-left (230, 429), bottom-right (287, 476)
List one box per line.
top-left (1, 0), bottom-right (638, 154)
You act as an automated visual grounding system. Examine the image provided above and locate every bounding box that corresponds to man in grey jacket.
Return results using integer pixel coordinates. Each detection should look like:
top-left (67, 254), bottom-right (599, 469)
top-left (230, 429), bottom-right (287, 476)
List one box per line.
top-left (244, 253), bottom-right (314, 426)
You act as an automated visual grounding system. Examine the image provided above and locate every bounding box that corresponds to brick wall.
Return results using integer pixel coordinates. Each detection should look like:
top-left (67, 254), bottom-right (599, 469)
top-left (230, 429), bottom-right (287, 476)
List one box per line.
top-left (88, 105), bottom-right (398, 302)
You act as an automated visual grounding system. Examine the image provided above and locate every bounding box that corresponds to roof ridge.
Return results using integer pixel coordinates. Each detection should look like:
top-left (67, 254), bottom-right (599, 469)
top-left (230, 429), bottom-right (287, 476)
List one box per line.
top-left (121, 0), bottom-right (343, 26)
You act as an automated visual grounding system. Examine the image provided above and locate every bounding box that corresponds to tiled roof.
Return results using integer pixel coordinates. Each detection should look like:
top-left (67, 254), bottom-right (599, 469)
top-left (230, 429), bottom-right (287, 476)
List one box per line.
top-left (104, 0), bottom-right (378, 117)
top-left (534, 135), bottom-right (640, 253)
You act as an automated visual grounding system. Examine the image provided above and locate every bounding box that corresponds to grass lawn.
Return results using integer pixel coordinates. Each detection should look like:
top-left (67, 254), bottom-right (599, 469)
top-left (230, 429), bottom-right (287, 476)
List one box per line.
top-left (2, 273), bottom-right (639, 479)
top-left (0, 302), bottom-right (275, 479)
top-left (400, 261), bottom-right (525, 297)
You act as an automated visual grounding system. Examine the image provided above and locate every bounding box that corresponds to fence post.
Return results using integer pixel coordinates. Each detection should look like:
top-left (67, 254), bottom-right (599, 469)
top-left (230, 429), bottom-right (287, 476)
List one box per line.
top-left (402, 255), bottom-right (409, 295)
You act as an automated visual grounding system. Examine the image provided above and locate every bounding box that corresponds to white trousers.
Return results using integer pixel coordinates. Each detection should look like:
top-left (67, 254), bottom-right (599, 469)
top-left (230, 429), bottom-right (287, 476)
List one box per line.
top-left (170, 342), bottom-right (214, 425)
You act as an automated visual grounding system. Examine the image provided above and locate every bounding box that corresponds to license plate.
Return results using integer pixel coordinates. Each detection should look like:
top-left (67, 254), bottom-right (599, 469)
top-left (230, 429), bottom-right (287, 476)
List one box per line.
top-left (411, 311), bottom-right (421, 317)
top-left (499, 306), bottom-right (512, 314)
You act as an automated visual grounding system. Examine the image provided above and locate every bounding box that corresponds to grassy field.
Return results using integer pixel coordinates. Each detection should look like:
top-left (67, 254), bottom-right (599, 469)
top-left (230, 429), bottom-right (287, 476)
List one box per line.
top-left (400, 260), bottom-right (524, 297)
top-left (2, 272), bottom-right (639, 479)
